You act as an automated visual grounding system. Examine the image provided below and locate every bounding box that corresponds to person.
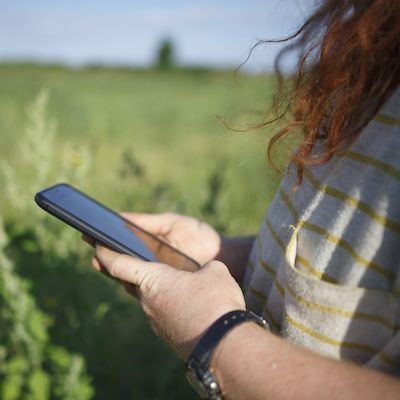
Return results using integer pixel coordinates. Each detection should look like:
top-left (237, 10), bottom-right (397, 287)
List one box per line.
top-left (87, 0), bottom-right (400, 398)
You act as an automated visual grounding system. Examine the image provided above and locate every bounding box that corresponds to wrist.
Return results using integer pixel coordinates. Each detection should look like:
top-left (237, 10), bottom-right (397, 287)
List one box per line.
top-left (210, 321), bottom-right (275, 400)
top-left (185, 310), bottom-right (268, 399)
top-left (180, 305), bottom-right (245, 359)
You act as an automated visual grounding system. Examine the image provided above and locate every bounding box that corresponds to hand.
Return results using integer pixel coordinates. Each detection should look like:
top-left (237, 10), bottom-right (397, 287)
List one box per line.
top-left (122, 212), bottom-right (254, 284)
top-left (91, 244), bottom-right (246, 359)
top-left (122, 212), bottom-right (222, 266)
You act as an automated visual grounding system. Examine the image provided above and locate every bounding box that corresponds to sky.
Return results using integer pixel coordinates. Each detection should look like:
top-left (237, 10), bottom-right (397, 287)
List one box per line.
top-left (0, 0), bottom-right (314, 71)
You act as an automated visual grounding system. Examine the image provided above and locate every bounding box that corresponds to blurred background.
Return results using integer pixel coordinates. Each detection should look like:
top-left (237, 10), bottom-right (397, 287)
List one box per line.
top-left (0, 1), bottom-right (311, 399)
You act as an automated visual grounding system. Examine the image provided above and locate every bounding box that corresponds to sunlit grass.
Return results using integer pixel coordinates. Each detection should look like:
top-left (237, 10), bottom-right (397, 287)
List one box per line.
top-left (0, 64), bottom-right (282, 399)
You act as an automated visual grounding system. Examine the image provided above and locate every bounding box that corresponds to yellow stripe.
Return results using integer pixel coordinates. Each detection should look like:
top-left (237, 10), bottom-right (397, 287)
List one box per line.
top-left (266, 219), bottom-right (285, 251)
top-left (265, 220), bottom-right (298, 294)
top-left (276, 190), bottom-right (338, 283)
top-left (279, 189), bottom-right (392, 280)
top-left (373, 113), bottom-right (400, 127)
top-left (286, 284), bottom-right (397, 331)
top-left (247, 258), bottom-right (282, 331)
top-left (285, 312), bottom-right (379, 355)
top-left (253, 229), bottom-right (286, 299)
top-left (248, 286), bottom-right (267, 302)
top-left (274, 279), bottom-right (285, 297)
top-left (258, 258), bottom-right (285, 297)
top-left (279, 189), bottom-right (395, 282)
top-left (301, 221), bottom-right (394, 281)
top-left (262, 222), bottom-right (288, 298)
top-left (296, 255), bottom-right (338, 284)
top-left (378, 352), bottom-right (400, 369)
top-left (279, 191), bottom-right (299, 220)
top-left (264, 307), bottom-right (281, 331)
top-left (259, 258), bottom-right (276, 278)
top-left (251, 283), bottom-right (399, 339)
top-left (304, 168), bottom-right (400, 235)
top-left (277, 190), bottom-right (338, 283)
top-left (339, 150), bottom-right (400, 181)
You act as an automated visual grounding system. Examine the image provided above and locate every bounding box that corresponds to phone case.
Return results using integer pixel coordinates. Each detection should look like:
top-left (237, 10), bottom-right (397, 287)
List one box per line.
top-left (35, 183), bottom-right (200, 271)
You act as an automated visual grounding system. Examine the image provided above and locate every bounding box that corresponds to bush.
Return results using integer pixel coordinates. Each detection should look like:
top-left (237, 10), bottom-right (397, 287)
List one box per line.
top-left (0, 90), bottom-right (197, 399)
top-left (0, 218), bottom-right (94, 399)
top-left (0, 72), bottom-right (278, 397)
top-left (0, 90), bottom-right (95, 399)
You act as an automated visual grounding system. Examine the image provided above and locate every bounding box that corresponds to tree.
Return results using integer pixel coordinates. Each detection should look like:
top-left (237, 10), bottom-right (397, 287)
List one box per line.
top-left (156, 38), bottom-right (175, 70)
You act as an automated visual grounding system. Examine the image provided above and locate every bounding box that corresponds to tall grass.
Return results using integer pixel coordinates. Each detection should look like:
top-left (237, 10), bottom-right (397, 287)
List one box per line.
top-left (0, 65), bottom-right (281, 399)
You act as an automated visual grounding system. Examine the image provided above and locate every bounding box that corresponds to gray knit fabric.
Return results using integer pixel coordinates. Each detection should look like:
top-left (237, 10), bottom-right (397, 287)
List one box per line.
top-left (243, 89), bottom-right (400, 375)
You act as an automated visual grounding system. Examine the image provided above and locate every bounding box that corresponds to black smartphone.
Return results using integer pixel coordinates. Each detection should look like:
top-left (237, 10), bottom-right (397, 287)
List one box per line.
top-left (35, 183), bottom-right (200, 272)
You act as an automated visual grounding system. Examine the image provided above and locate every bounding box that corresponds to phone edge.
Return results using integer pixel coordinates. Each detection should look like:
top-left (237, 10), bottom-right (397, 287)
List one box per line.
top-left (35, 188), bottom-right (151, 261)
top-left (35, 183), bottom-right (201, 268)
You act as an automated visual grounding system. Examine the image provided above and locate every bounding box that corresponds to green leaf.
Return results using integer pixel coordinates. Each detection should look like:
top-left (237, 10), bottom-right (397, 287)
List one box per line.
top-left (21, 239), bottom-right (40, 253)
top-left (47, 346), bottom-right (71, 370)
top-left (0, 374), bottom-right (24, 400)
top-left (6, 356), bottom-right (28, 374)
top-left (27, 369), bottom-right (50, 400)
top-left (28, 311), bottom-right (49, 344)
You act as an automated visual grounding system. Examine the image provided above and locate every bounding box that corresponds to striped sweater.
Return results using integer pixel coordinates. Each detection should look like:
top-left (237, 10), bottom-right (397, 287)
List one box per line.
top-left (243, 89), bottom-right (400, 376)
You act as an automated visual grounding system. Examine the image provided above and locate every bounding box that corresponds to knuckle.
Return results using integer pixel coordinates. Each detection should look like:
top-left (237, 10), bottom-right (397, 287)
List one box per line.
top-left (108, 254), bottom-right (125, 278)
top-left (140, 265), bottom-right (175, 299)
top-left (141, 270), bottom-right (161, 295)
top-left (202, 260), bottom-right (229, 276)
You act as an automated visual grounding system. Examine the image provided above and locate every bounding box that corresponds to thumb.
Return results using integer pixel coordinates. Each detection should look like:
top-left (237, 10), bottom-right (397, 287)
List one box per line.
top-left (95, 244), bottom-right (167, 293)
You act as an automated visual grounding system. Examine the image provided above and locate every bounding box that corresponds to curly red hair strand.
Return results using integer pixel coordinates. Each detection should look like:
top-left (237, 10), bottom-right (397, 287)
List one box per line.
top-left (262, 0), bottom-right (400, 185)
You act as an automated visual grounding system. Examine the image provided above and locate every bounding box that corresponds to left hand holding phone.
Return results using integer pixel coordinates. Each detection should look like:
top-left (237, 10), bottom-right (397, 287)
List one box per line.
top-left (121, 212), bottom-right (223, 266)
top-left (121, 212), bottom-right (255, 285)
top-left (91, 243), bottom-right (245, 359)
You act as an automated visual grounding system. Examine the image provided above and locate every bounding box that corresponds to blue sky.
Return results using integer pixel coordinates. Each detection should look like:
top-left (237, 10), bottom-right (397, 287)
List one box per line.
top-left (0, 0), bottom-right (313, 70)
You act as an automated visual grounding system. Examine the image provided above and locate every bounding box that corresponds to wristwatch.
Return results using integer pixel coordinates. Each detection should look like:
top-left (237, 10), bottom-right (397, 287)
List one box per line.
top-left (185, 310), bottom-right (269, 399)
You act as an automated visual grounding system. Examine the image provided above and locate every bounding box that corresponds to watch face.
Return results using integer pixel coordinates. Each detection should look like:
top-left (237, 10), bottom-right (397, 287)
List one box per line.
top-left (185, 368), bottom-right (208, 398)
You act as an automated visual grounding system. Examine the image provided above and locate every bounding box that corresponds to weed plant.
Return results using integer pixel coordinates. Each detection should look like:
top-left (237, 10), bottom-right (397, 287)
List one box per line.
top-left (0, 66), bottom-right (281, 399)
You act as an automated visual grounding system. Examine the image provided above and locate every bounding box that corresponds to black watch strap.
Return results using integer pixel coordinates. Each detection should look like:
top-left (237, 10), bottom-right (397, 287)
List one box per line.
top-left (186, 310), bottom-right (269, 399)
top-left (190, 310), bottom-right (267, 366)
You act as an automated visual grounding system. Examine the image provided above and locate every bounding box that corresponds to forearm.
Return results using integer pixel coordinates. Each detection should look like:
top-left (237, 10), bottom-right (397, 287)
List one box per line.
top-left (211, 322), bottom-right (400, 400)
top-left (218, 236), bottom-right (255, 285)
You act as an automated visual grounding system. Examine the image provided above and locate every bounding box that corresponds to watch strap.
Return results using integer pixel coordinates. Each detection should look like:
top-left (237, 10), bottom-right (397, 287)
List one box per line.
top-left (186, 309), bottom-right (269, 399)
top-left (189, 310), bottom-right (267, 367)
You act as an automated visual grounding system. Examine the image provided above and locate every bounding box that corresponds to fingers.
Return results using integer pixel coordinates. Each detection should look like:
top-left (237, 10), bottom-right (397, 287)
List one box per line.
top-left (94, 244), bottom-right (167, 293)
top-left (91, 256), bottom-right (102, 271)
top-left (121, 212), bottom-right (178, 236)
top-left (82, 234), bottom-right (95, 247)
top-left (91, 253), bottom-right (139, 298)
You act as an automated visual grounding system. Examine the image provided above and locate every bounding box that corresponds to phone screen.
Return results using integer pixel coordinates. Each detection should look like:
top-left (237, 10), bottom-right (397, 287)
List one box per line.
top-left (36, 184), bottom-right (200, 271)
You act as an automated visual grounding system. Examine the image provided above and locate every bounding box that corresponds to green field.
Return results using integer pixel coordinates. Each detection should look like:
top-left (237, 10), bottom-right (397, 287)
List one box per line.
top-left (0, 64), bottom-right (281, 399)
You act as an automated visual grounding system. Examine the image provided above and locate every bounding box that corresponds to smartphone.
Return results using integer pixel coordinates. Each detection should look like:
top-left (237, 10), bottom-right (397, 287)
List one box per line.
top-left (35, 183), bottom-right (200, 272)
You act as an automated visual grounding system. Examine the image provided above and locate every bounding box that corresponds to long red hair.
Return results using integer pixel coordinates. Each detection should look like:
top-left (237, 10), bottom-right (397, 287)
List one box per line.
top-left (262, 0), bottom-right (400, 185)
